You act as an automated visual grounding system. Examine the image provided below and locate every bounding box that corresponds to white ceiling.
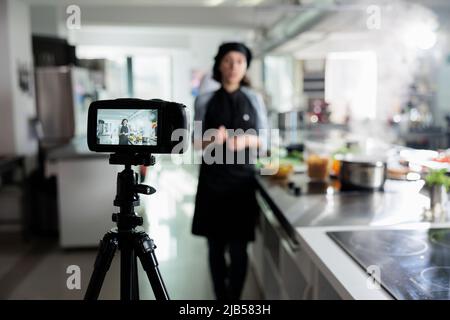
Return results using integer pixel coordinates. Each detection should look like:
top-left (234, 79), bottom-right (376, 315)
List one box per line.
top-left (65, 5), bottom-right (287, 29)
top-left (27, 0), bottom-right (450, 51)
top-left (27, 0), bottom-right (299, 30)
top-left (24, 0), bottom-right (282, 7)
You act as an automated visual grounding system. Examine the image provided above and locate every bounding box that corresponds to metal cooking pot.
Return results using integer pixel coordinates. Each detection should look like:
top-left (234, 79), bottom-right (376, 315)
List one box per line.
top-left (339, 157), bottom-right (387, 190)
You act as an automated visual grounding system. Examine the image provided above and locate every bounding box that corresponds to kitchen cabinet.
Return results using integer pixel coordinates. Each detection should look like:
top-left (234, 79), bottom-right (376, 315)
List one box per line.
top-left (250, 193), bottom-right (332, 300)
top-left (251, 190), bottom-right (340, 300)
top-left (252, 192), bottom-right (286, 299)
top-left (279, 238), bottom-right (311, 299)
top-left (312, 269), bottom-right (341, 300)
top-left (51, 157), bottom-right (118, 248)
top-left (0, 157), bottom-right (26, 226)
top-left (46, 139), bottom-right (120, 248)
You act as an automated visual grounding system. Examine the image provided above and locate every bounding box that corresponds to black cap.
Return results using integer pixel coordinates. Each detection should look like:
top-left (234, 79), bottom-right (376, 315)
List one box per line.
top-left (212, 42), bottom-right (252, 82)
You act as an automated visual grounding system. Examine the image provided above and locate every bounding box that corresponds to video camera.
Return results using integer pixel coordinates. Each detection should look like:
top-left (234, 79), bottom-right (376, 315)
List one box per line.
top-left (87, 98), bottom-right (188, 155)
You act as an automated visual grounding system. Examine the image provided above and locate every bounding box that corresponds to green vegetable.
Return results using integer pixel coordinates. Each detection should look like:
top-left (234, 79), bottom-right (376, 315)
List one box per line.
top-left (332, 146), bottom-right (351, 156)
top-left (285, 150), bottom-right (303, 162)
top-left (425, 169), bottom-right (450, 191)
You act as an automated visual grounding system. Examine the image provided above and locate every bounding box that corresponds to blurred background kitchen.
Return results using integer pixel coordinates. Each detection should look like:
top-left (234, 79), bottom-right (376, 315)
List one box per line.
top-left (3, 0), bottom-right (450, 300)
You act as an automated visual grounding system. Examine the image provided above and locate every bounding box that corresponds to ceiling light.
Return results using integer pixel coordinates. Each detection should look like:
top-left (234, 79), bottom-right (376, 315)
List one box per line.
top-left (206, 0), bottom-right (226, 6)
top-left (238, 0), bottom-right (264, 6)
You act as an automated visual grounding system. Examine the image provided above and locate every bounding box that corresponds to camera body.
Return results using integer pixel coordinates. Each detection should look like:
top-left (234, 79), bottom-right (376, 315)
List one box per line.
top-left (87, 98), bottom-right (188, 154)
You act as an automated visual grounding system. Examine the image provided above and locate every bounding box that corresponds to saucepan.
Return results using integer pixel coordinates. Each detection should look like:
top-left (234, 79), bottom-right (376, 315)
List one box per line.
top-left (339, 156), bottom-right (387, 190)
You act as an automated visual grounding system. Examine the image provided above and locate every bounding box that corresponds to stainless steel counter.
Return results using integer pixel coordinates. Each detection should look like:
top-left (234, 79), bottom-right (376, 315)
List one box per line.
top-left (255, 173), bottom-right (439, 242)
top-left (46, 137), bottom-right (108, 161)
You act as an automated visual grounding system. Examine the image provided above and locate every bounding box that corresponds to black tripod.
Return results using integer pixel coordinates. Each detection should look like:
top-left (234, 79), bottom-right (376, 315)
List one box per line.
top-left (84, 153), bottom-right (169, 300)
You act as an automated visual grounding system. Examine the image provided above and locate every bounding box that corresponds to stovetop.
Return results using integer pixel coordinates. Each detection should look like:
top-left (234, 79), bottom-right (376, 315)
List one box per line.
top-left (327, 228), bottom-right (450, 300)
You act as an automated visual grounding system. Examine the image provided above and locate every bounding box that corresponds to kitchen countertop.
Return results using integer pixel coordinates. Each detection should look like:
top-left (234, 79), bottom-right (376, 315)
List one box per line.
top-left (255, 173), bottom-right (434, 243)
top-left (46, 137), bottom-right (108, 161)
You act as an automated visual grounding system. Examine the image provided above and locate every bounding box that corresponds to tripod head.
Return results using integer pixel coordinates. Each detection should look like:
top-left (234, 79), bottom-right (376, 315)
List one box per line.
top-left (109, 153), bottom-right (155, 167)
top-left (109, 153), bottom-right (156, 231)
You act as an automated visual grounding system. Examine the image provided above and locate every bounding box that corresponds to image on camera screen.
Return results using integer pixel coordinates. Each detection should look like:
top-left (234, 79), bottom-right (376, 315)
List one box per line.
top-left (96, 109), bottom-right (158, 146)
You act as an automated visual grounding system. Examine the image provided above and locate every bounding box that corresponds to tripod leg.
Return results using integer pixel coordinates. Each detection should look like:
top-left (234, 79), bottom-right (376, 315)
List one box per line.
top-left (134, 232), bottom-right (170, 300)
top-left (132, 252), bottom-right (140, 300)
top-left (84, 232), bottom-right (118, 300)
top-left (120, 235), bottom-right (136, 301)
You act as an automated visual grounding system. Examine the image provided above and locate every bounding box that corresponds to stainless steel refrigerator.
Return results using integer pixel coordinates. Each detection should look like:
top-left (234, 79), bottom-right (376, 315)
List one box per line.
top-left (35, 66), bottom-right (96, 147)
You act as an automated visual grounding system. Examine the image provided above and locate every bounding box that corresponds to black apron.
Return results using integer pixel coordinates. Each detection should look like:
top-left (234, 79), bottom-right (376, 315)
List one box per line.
top-left (192, 87), bottom-right (259, 241)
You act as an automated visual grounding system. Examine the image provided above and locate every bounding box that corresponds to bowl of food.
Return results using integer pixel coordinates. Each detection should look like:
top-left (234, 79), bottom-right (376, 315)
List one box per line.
top-left (261, 162), bottom-right (294, 179)
top-left (275, 163), bottom-right (294, 179)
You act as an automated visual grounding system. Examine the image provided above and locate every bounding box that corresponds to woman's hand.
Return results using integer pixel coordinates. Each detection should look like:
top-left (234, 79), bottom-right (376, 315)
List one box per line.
top-left (200, 127), bottom-right (260, 151)
top-left (216, 126), bottom-right (228, 145)
top-left (200, 126), bottom-right (228, 149)
top-left (227, 134), bottom-right (260, 151)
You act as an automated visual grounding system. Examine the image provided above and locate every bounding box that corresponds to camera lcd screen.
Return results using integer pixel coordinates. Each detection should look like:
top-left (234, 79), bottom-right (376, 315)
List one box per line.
top-left (96, 109), bottom-right (158, 146)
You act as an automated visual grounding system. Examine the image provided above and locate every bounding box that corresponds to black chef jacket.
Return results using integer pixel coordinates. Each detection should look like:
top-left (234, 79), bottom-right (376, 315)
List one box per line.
top-left (119, 125), bottom-right (129, 145)
top-left (192, 87), bottom-right (260, 241)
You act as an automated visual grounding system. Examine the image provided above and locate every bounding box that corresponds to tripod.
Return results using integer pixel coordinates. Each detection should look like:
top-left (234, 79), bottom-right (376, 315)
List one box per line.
top-left (84, 153), bottom-right (169, 300)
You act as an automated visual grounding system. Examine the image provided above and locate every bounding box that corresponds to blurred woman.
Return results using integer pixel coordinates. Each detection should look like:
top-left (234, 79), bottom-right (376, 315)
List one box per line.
top-left (119, 119), bottom-right (130, 145)
top-left (192, 42), bottom-right (268, 300)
